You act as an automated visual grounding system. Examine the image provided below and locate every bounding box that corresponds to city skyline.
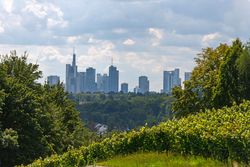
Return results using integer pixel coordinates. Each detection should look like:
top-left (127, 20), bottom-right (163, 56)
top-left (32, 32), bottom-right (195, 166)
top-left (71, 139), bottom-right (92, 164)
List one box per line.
top-left (0, 0), bottom-right (249, 91)
top-left (61, 50), bottom-right (191, 93)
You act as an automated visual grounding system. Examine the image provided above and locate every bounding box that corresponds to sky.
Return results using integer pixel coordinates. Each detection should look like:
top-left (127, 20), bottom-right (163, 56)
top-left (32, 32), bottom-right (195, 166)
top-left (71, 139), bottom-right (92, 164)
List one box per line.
top-left (0, 0), bottom-right (250, 92)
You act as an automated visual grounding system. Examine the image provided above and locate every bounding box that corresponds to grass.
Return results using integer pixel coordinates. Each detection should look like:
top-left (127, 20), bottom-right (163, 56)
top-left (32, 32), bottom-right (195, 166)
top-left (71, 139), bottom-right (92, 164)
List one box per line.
top-left (97, 152), bottom-right (228, 167)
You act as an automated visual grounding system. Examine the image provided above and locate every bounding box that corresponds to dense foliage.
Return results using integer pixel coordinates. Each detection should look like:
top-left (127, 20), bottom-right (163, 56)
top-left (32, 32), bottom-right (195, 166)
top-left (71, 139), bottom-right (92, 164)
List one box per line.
top-left (0, 51), bottom-right (91, 167)
top-left (23, 101), bottom-right (250, 167)
top-left (173, 39), bottom-right (250, 117)
top-left (70, 93), bottom-right (173, 131)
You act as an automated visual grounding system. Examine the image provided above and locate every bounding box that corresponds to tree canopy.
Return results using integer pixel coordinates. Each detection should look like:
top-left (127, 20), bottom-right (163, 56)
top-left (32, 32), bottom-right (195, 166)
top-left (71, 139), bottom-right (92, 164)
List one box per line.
top-left (0, 51), bottom-right (91, 167)
top-left (172, 39), bottom-right (250, 117)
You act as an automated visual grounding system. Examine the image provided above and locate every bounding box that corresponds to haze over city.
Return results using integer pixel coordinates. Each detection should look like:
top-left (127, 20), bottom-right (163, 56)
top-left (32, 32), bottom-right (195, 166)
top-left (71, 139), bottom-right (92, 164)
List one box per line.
top-left (0, 0), bottom-right (250, 91)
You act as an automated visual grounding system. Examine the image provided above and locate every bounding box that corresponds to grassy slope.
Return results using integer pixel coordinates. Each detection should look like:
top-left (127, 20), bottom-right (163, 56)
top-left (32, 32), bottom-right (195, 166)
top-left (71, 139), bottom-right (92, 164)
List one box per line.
top-left (98, 152), bottom-right (227, 167)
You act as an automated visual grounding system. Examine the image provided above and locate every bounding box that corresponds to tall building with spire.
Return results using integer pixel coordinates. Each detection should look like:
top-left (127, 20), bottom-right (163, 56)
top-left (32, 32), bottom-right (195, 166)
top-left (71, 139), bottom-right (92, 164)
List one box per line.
top-left (66, 50), bottom-right (78, 93)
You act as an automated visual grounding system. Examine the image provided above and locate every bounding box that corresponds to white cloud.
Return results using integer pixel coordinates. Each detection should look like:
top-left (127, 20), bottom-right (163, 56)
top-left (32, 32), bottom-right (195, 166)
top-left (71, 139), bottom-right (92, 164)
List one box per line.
top-left (202, 32), bottom-right (221, 43)
top-left (2, 0), bottom-right (13, 13)
top-left (23, 0), bottom-right (67, 28)
top-left (149, 28), bottom-right (163, 46)
top-left (202, 32), bottom-right (221, 46)
top-left (123, 39), bottom-right (135, 45)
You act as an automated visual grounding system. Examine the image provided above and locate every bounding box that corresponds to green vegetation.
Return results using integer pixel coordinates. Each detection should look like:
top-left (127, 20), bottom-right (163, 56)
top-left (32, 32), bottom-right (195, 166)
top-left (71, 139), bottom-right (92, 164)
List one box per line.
top-left (0, 51), bottom-right (93, 167)
top-left (22, 101), bottom-right (250, 166)
top-left (70, 93), bottom-right (173, 131)
top-left (98, 152), bottom-right (227, 167)
top-left (173, 39), bottom-right (250, 117)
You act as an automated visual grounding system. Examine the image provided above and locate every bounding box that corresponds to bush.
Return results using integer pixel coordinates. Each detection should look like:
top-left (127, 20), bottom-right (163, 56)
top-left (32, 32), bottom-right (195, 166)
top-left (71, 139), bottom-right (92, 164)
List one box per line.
top-left (21, 101), bottom-right (250, 167)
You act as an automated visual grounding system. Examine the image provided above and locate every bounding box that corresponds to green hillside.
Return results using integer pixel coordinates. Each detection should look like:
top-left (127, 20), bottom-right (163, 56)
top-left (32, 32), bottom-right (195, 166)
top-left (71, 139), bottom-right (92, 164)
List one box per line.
top-left (21, 101), bottom-right (250, 167)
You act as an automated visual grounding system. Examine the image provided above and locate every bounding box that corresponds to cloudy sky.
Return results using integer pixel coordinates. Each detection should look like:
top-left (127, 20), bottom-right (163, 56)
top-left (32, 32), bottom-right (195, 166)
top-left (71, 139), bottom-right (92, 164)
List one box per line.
top-left (0, 0), bottom-right (250, 91)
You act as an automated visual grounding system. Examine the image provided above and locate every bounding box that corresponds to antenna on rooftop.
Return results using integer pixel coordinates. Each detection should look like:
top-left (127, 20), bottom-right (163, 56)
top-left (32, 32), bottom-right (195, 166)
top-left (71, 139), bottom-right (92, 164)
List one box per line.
top-left (111, 55), bottom-right (113, 66)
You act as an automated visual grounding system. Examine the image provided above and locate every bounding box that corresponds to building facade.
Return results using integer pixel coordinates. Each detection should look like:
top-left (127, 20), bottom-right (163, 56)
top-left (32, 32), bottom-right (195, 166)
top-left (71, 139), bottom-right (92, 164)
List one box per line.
top-left (163, 68), bottom-right (181, 93)
top-left (47, 75), bottom-right (60, 86)
top-left (184, 72), bottom-right (191, 81)
top-left (85, 67), bottom-right (96, 93)
top-left (66, 52), bottom-right (78, 93)
top-left (109, 65), bottom-right (119, 93)
top-left (121, 83), bottom-right (128, 93)
top-left (139, 76), bottom-right (149, 94)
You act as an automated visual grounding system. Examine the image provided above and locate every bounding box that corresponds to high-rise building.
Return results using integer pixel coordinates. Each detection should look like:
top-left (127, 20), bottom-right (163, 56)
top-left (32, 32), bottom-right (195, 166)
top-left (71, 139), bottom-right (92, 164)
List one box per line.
top-left (109, 65), bottom-right (119, 92)
top-left (163, 68), bottom-right (181, 93)
top-left (139, 76), bottom-right (149, 94)
top-left (102, 74), bottom-right (109, 93)
top-left (85, 67), bottom-right (96, 93)
top-left (184, 72), bottom-right (191, 81)
top-left (121, 83), bottom-right (128, 93)
top-left (66, 51), bottom-right (78, 93)
top-left (97, 73), bottom-right (102, 91)
top-left (47, 75), bottom-right (60, 86)
top-left (77, 72), bottom-right (85, 93)
top-left (133, 86), bottom-right (140, 94)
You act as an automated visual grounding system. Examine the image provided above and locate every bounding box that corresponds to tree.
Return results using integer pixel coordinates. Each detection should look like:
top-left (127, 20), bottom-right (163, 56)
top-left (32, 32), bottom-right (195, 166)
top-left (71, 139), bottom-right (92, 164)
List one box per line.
top-left (212, 39), bottom-right (243, 108)
top-left (173, 39), bottom-right (250, 118)
top-left (0, 51), bottom-right (90, 167)
top-left (172, 43), bottom-right (229, 117)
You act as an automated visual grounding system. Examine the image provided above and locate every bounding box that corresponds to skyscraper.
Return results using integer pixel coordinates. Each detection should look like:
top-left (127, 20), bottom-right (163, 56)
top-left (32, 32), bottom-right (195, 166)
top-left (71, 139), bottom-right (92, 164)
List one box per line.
top-left (102, 74), bottom-right (109, 93)
top-left (184, 72), bottom-right (191, 81)
top-left (109, 65), bottom-right (119, 92)
top-left (163, 68), bottom-right (181, 93)
top-left (66, 51), bottom-right (78, 93)
top-left (47, 75), bottom-right (60, 86)
top-left (121, 83), bottom-right (128, 93)
top-left (85, 67), bottom-right (96, 93)
top-left (139, 76), bottom-right (149, 94)
top-left (77, 72), bottom-right (85, 93)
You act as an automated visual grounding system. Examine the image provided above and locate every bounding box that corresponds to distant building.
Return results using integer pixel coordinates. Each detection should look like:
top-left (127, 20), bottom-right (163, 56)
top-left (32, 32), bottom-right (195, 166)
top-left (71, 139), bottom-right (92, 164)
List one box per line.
top-left (85, 67), bottom-right (96, 93)
top-left (66, 51), bottom-right (78, 93)
top-left (97, 73), bottom-right (102, 91)
top-left (133, 86), bottom-right (140, 94)
top-left (109, 65), bottom-right (119, 92)
top-left (163, 68), bottom-right (181, 93)
top-left (47, 75), bottom-right (60, 86)
top-left (77, 72), bottom-right (85, 93)
top-left (121, 83), bottom-right (128, 93)
top-left (139, 76), bottom-right (149, 94)
top-left (184, 72), bottom-right (191, 81)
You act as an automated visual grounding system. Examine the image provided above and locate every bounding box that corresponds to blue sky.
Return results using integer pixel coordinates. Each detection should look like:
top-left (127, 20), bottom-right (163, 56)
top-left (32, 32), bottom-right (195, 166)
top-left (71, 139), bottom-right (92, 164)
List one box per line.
top-left (0, 0), bottom-right (250, 91)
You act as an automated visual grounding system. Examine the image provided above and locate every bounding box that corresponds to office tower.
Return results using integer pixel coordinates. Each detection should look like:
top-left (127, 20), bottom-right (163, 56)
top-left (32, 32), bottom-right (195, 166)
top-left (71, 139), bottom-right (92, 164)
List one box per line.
top-left (102, 74), bottom-right (109, 93)
top-left (121, 83), bottom-right (128, 93)
top-left (97, 73), bottom-right (102, 92)
top-left (184, 72), bottom-right (191, 81)
top-left (77, 72), bottom-right (85, 93)
top-left (66, 51), bottom-right (78, 93)
top-left (47, 75), bottom-right (60, 86)
top-left (139, 76), bottom-right (149, 94)
top-left (109, 65), bottom-right (119, 92)
top-left (85, 67), bottom-right (96, 93)
top-left (134, 86), bottom-right (140, 94)
top-left (163, 68), bottom-right (181, 93)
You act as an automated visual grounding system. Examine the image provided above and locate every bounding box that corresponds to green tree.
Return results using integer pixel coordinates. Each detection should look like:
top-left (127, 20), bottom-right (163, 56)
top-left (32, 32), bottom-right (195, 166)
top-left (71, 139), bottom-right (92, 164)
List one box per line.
top-left (172, 43), bottom-right (229, 117)
top-left (0, 51), bottom-right (90, 166)
top-left (213, 39), bottom-right (243, 108)
top-left (173, 39), bottom-right (250, 117)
